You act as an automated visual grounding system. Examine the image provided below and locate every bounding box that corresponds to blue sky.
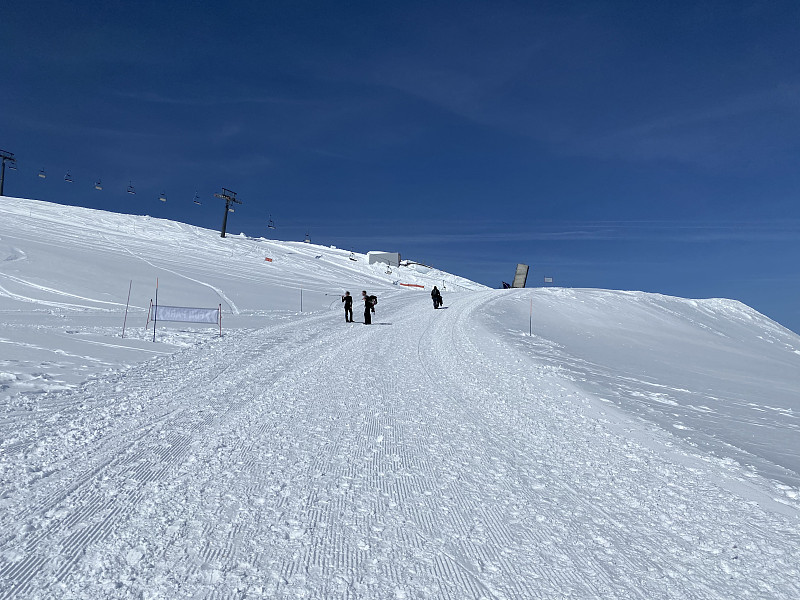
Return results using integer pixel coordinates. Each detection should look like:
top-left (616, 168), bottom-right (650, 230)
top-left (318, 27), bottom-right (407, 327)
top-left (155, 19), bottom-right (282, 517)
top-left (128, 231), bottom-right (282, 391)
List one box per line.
top-left (3, 1), bottom-right (800, 330)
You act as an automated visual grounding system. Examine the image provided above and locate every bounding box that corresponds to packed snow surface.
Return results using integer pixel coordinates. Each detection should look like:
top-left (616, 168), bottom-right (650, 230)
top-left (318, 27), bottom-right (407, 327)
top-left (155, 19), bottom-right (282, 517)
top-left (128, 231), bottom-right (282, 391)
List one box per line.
top-left (1, 197), bottom-right (799, 598)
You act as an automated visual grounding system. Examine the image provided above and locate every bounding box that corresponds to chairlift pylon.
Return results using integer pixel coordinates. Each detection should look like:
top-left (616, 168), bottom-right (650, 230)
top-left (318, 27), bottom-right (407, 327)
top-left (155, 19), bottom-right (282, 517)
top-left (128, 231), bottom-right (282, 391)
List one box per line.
top-left (38, 168), bottom-right (46, 179)
top-left (64, 171), bottom-right (73, 183)
top-left (126, 181), bottom-right (136, 195)
top-left (94, 179), bottom-right (103, 190)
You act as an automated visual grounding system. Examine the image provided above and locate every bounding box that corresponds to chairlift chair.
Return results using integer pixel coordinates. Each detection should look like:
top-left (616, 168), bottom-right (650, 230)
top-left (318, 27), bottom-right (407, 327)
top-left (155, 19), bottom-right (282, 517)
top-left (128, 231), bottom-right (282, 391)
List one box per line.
top-left (64, 171), bottom-right (73, 183)
top-left (349, 252), bottom-right (357, 261)
top-left (38, 168), bottom-right (46, 179)
top-left (8, 161), bottom-right (17, 170)
top-left (267, 214), bottom-right (276, 229)
top-left (193, 191), bottom-right (201, 205)
top-left (94, 179), bottom-right (103, 190)
top-left (127, 181), bottom-right (136, 195)
top-left (159, 192), bottom-right (167, 202)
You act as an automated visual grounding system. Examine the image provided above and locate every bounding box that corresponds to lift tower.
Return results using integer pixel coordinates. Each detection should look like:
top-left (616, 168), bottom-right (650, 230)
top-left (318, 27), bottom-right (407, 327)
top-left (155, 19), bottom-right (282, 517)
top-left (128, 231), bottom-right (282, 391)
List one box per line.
top-left (0, 150), bottom-right (17, 197)
top-left (215, 188), bottom-right (241, 238)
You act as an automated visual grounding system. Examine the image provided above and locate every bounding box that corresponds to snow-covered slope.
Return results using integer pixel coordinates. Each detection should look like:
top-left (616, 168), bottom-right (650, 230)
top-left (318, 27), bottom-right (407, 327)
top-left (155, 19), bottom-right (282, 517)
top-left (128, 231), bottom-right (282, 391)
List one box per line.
top-left (1, 196), bottom-right (799, 598)
top-left (0, 196), bottom-right (485, 399)
top-left (491, 288), bottom-right (800, 487)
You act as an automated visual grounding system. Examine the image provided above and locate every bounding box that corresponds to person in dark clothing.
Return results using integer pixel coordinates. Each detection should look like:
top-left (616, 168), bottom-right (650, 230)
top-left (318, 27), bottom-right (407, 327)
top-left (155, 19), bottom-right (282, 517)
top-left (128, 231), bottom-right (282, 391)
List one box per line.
top-left (342, 291), bottom-right (353, 322)
top-left (362, 290), bottom-right (375, 324)
top-left (431, 286), bottom-right (443, 309)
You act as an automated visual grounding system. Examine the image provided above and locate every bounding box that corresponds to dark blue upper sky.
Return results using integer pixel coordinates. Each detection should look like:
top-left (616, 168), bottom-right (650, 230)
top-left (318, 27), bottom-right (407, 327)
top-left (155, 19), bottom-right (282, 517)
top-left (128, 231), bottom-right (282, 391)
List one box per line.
top-left (3, 1), bottom-right (800, 330)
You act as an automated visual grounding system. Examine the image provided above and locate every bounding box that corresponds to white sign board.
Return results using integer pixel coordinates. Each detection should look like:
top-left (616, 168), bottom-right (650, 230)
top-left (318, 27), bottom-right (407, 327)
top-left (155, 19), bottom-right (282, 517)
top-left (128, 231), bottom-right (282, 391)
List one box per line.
top-left (153, 305), bottom-right (220, 324)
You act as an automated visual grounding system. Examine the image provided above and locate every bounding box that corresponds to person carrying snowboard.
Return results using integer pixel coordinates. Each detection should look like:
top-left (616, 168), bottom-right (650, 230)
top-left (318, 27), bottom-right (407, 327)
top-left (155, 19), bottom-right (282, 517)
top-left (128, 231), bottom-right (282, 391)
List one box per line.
top-left (431, 285), bottom-right (443, 309)
top-left (342, 291), bottom-right (353, 322)
top-left (362, 290), bottom-right (377, 324)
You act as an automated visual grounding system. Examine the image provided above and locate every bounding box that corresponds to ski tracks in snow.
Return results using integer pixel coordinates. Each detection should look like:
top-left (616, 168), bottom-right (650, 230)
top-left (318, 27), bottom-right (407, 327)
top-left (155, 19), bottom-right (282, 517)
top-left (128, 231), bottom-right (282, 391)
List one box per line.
top-left (0, 293), bottom-right (798, 598)
top-left (102, 235), bottom-right (241, 315)
top-left (419, 294), bottom-right (800, 598)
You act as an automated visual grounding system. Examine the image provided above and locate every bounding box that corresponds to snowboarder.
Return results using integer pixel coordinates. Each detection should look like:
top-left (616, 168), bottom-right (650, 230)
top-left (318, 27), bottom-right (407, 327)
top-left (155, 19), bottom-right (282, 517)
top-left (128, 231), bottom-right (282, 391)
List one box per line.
top-left (362, 290), bottom-right (376, 324)
top-left (342, 291), bottom-right (353, 322)
top-left (431, 286), bottom-right (443, 309)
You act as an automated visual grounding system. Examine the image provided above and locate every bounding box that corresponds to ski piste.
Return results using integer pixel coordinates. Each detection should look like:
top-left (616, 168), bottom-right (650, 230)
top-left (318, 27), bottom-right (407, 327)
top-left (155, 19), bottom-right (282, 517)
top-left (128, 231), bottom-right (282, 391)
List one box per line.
top-left (0, 196), bottom-right (798, 598)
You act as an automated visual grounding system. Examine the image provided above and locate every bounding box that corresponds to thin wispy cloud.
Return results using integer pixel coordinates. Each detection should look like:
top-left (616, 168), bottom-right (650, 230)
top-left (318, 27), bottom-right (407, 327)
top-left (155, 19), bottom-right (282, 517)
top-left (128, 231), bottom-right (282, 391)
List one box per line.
top-left (323, 220), bottom-right (800, 246)
top-left (113, 91), bottom-right (316, 107)
top-left (575, 85), bottom-right (800, 168)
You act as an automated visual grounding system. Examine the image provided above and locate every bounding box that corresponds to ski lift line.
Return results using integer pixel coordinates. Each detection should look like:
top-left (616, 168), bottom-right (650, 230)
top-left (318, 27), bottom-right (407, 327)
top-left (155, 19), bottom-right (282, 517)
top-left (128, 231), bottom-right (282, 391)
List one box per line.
top-left (4, 154), bottom-right (218, 208)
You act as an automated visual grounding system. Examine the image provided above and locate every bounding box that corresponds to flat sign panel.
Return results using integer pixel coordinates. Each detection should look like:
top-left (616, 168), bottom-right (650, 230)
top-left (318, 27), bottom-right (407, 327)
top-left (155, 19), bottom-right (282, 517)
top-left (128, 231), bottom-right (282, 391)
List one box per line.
top-left (153, 305), bottom-right (220, 324)
top-left (512, 264), bottom-right (529, 288)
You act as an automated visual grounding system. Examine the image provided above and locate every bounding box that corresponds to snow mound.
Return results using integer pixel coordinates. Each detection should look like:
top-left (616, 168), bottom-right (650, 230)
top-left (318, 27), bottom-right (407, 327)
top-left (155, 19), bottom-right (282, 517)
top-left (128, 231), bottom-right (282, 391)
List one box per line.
top-left (489, 287), bottom-right (800, 486)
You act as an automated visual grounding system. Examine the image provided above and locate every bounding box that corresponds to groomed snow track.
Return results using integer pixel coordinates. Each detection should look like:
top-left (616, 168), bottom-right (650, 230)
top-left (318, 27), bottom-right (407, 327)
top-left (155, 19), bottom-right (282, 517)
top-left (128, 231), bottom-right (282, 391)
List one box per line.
top-left (1, 291), bottom-right (798, 598)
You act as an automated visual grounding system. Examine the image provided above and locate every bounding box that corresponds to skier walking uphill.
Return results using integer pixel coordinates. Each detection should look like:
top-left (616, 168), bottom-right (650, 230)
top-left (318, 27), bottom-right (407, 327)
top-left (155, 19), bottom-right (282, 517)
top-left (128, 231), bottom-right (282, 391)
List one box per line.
top-left (362, 290), bottom-right (377, 324)
top-left (341, 291), bottom-right (353, 323)
top-left (431, 285), bottom-right (443, 309)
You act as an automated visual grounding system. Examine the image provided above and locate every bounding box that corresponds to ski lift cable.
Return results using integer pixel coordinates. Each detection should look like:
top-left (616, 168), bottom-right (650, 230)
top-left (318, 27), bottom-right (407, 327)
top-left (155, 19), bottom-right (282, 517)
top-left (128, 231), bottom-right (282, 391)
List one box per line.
top-left (4, 155), bottom-right (264, 227)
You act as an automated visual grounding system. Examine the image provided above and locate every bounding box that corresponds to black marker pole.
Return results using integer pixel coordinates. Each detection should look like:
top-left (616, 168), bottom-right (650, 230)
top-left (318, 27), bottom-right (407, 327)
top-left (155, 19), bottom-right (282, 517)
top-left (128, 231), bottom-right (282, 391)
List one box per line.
top-left (122, 280), bottom-right (132, 338)
top-left (153, 278), bottom-right (159, 342)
